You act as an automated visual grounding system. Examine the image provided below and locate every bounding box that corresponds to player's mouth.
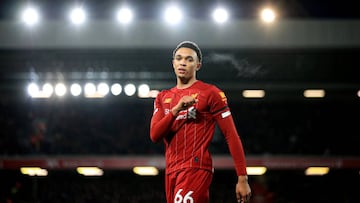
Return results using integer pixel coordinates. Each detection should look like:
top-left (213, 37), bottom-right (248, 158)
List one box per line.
top-left (178, 68), bottom-right (186, 74)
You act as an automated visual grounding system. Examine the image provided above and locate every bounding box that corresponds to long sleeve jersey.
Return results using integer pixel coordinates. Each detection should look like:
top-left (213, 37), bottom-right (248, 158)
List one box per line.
top-left (150, 80), bottom-right (247, 176)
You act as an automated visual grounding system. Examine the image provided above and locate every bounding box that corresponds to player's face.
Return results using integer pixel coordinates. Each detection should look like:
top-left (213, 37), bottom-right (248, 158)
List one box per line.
top-left (173, 47), bottom-right (201, 80)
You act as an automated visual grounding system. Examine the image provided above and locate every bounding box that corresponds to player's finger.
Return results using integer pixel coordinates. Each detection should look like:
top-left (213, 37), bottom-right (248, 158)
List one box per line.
top-left (236, 193), bottom-right (241, 202)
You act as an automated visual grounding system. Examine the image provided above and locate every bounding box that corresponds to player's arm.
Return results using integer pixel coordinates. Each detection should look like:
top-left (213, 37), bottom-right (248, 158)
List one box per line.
top-left (210, 88), bottom-right (251, 202)
top-left (214, 109), bottom-right (251, 202)
top-left (209, 88), bottom-right (247, 175)
top-left (150, 94), bottom-right (176, 143)
top-left (214, 111), bottom-right (247, 175)
top-left (150, 94), bottom-right (196, 142)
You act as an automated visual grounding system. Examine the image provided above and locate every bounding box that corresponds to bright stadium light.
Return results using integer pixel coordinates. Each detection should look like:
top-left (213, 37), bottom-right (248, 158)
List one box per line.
top-left (303, 89), bottom-right (325, 98)
top-left (42, 83), bottom-right (54, 97)
top-left (124, 83), bottom-right (136, 96)
top-left (260, 7), bottom-right (276, 23)
top-left (116, 7), bottom-right (133, 24)
top-left (246, 167), bottom-right (267, 175)
top-left (212, 7), bottom-right (229, 23)
top-left (69, 7), bottom-right (86, 25)
top-left (55, 83), bottom-right (67, 97)
top-left (242, 90), bottom-right (265, 98)
top-left (84, 83), bottom-right (96, 95)
top-left (111, 83), bottom-right (122, 96)
top-left (138, 84), bottom-right (150, 98)
top-left (305, 167), bottom-right (329, 176)
top-left (70, 83), bottom-right (82, 96)
top-left (20, 167), bottom-right (48, 176)
top-left (133, 166), bottom-right (159, 176)
top-left (77, 167), bottom-right (103, 176)
top-left (97, 82), bottom-right (110, 96)
top-left (21, 6), bottom-right (40, 26)
top-left (27, 83), bottom-right (39, 97)
top-left (164, 6), bottom-right (182, 24)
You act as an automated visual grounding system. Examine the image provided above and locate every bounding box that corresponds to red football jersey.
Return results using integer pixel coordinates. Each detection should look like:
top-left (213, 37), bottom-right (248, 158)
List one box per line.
top-left (150, 80), bottom-right (247, 175)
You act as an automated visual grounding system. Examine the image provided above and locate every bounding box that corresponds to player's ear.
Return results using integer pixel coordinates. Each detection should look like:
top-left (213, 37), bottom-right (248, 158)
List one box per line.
top-left (196, 63), bottom-right (201, 71)
top-left (172, 59), bottom-right (176, 68)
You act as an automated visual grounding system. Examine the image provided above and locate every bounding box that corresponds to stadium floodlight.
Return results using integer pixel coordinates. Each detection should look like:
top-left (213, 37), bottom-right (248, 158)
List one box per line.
top-left (70, 83), bottom-right (82, 96)
top-left (27, 83), bottom-right (40, 97)
top-left (260, 8), bottom-right (276, 23)
top-left (21, 6), bottom-right (40, 26)
top-left (246, 167), bottom-right (267, 175)
top-left (20, 167), bottom-right (48, 176)
top-left (124, 83), bottom-right (136, 96)
top-left (242, 90), bottom-right (265, 98)
top-left (55, 83), bottom-right (67, 96)
top-left (42, 83), bottom-right (54, 97)
top-left (305, 167), bottom-right (329, 176)
top-left (84, 83), bottom-right (96, 96)
top-left (137, 84), bottom-right (150, 98)
top-left (116, 7), bottom-right (133, 24)
top-left (133, 166), bottom-right (159, 176)
top-left (77, 167), bottom-right (103, 176)
top-left (303, 89), bottom-right (325, 98)
top-left (97, 82), bottom-right (110, 96)
top-left (164, 6), bottom-right (182, 24)
top-left (111, 83), bottom-right (122, 96)
top-left (69, 7), bottom-right (86, 25)
top-left (212, 7), bottom-right (229, 23)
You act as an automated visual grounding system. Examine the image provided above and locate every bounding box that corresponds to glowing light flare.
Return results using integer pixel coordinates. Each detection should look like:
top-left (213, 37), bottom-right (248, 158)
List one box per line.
top-left (133, 166), bottom-right (159, 176)
top-left (69, 7), bottom-right (86, 24)
top-left (242, 90), bottom-right (265, 98)
top-left (55, 83), bottom-right (67, 96)
top-left (97, 83), bottom-right (110, 96)
top-left (137, 84), bottom-right (150, 98)
top-left (21, 6), bottom-right (40, 26)
top-left (111, 83), bottom-right (122, 96)
top-left (212, 8), bottom-right (229, 23)
top-left (42, 83), bottom-right (54, 96)
top-left (116, 7), bottom-right (133, 24)
top-left (27, 83), bottom-right (40, 97)
top-left (124, 83), bottom-right (136, 96)
top-left (20, 167), bottom-right (48, 176)
top-left (77, 167), bottom-right (104, 176)
top-left (70, 83), bottom-right (82, 96)
top-left (303, 89), bottom-right (325, 98)
top-left (164, 6), bottom-right (182, 24)
top-left (84, 83), bottom-right (96, 95)
top-left (246, 167), bottom-right (267, 175)
top-left (260, 8), bottom-right (276, 23)
top-left (305, 167), bottom-right (329, 176)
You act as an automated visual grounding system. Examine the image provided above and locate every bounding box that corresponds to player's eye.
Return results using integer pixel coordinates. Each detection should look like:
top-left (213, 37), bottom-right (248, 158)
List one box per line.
top-left (185, 57), bottom-right (194, 62)
top-left (175, 56), bottom-right (182, 60)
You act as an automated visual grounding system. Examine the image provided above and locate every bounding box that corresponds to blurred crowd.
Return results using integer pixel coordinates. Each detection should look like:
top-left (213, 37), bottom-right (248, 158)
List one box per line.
top-left (0, 96), bottom-right (359, 156)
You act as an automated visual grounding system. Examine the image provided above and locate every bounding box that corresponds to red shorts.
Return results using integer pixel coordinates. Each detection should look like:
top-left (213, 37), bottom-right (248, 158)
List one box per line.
top-left (165, 168), bottom-right (213, 203)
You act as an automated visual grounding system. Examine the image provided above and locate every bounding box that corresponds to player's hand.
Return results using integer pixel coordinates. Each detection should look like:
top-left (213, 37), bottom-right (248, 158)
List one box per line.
top-left (236, 176), bottom-right (251, 203)
top-left (171, 95), bottom-right (198, 115)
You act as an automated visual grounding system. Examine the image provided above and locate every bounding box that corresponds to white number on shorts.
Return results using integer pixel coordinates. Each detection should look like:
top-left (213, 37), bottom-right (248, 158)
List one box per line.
top-left (174, 189), bottom-right (194, 203)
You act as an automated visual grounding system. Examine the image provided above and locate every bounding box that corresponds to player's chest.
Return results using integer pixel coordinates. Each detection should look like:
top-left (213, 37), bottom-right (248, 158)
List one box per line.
top-left (162, 91), bottom-right (208, 112)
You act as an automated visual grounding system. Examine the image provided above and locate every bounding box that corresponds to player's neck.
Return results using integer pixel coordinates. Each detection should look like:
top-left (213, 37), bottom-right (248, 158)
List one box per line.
top-left (176, 78), bottom-right (198, 89)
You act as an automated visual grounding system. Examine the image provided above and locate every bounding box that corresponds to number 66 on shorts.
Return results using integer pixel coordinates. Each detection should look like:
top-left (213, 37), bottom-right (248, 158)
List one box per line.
top-left (174, 189), bottom-right (194, 203)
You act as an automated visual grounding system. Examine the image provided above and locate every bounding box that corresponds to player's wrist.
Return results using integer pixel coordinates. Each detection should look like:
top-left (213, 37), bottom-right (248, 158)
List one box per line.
top-left (171, 107), bottom-right (180, 116)
top-left (237, 175), bottom-right (248, 183)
